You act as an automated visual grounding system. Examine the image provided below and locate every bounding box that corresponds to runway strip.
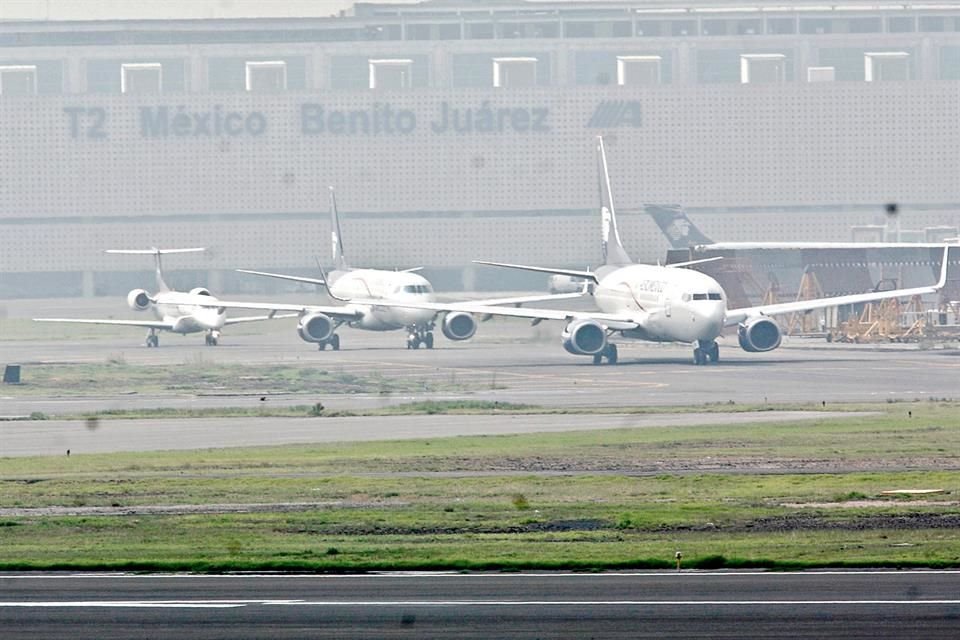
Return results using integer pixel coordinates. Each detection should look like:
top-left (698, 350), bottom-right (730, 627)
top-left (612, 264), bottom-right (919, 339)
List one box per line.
top-left (0, 410), bottom-right (861, 457)
top-left (1, 571), bottom-right (958, 639)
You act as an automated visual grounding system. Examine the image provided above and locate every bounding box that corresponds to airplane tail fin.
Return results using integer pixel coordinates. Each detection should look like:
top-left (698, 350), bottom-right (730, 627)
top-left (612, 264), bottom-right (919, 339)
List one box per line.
top-left (105, 247), bottom-right (205, 293)
top-left (596, 136), bottom-right (633, 266)
top-left (329, 186), bottom-right (348, 271)
top-left (647, 204), bottom-right (714, 249)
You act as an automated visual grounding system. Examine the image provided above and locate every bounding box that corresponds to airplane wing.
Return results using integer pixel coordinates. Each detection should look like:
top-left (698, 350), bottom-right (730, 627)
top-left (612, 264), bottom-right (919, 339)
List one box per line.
top-left (457, 291), bottom-right (588, 307)
top-left (33, 318), bottom-right (177, 330)
top-left (724, 246), bottom-right (950, 326)
top-left (223, 313), bottom-right (299, 325)
top-left (472, 260), bottom-right (598, 282)
top-left (198, 300), bottom-right (365, 321)
top-left (236, 269), bottom-right (326, 286)
top-left (332, 297), bottom-right (643, 331)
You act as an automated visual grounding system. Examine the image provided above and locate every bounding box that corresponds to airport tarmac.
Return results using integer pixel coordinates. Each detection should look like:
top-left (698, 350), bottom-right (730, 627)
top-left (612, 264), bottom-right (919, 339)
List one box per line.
top-left (2, 324), bottom-right (958, 418)
top-left (2, 571), bottom-right (958, 639)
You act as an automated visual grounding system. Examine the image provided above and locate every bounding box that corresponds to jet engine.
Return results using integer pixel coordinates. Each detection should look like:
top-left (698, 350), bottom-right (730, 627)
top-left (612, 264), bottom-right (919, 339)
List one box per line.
top-left (561, 319), bottom-right (607, 355)
top-left (738, 317), bottom-right (782, 353)
top-left (297, 312), bottom-right (335, 343)
top-left (189, 287), bottom-right (212, 297)
top-left (441, 311), bottom-right (477, 341)
top-left (127, 288), bottom-right (151, 311)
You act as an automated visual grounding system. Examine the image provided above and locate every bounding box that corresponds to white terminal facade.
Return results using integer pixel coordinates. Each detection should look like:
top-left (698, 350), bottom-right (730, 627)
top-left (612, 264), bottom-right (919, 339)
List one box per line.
top-left (2, 1), bottom-right (960, 296)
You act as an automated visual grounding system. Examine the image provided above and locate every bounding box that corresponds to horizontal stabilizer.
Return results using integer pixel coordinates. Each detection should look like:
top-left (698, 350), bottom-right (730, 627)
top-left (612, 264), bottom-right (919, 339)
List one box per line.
top-left (105, 248), bottom-right (206, 255)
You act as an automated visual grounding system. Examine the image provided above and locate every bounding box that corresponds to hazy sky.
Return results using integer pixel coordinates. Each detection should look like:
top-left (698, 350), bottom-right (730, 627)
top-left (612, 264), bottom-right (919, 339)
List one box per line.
top-left (0, 0), bottom-right (412, 21)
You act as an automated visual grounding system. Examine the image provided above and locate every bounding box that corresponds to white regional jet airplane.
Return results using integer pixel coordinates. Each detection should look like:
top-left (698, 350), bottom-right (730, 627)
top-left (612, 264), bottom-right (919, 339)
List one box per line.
top-left (34, 248), bottom-right (291, 347)
top-left (227, 187), bottom-right (584, 351)
top-left (312, 137), bottom-right (950, 365)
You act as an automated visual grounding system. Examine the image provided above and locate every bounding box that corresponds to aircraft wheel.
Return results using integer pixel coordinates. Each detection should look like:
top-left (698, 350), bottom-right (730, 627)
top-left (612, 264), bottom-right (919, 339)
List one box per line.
top-left (425, 332), bottom-right (434, 349)
top-left (318, 341), bottom-right (327, 351)
top-left (592, 353), bottom-right (603, 365)
top-left (411, 337), bottom-right (420, 350)
top-left (704, 342), bottom-right (719, 363)
top-left (147, 335), bottom-right (159, 348)
top-left (606, 343), bottom-right (618, 364)
top-left (330, 334), bottom-right (340, 351)
top-left (693, 347), bottom-right (706, 366)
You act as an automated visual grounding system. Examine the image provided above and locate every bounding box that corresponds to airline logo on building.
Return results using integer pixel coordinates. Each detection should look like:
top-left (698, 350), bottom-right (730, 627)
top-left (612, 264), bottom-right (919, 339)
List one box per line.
top-left (586, 101), bottom-right (642, 128)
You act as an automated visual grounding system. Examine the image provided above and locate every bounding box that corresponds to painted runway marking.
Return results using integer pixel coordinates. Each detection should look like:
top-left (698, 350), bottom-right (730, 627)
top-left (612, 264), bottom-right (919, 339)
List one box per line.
top-left (273, 599), bottom-right (960, 606)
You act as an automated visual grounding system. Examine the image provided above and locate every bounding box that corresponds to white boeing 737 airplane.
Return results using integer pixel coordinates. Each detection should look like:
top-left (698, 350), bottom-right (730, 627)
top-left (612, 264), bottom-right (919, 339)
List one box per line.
top-left (227, 187), bottom-right (584, 350)
top-left (34, 248), bottom-right (291, 347)
top-left (315, 137), bottom-right (949, 365)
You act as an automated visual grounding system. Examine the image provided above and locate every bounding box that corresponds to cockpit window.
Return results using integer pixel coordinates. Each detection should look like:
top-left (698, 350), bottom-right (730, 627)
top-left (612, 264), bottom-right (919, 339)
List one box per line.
top-left (692, 293), bottom-right (708, 300)
top-left (402, 284), bottom-right (432, 294)
top-left (708, 293), bottom-right (722, 300)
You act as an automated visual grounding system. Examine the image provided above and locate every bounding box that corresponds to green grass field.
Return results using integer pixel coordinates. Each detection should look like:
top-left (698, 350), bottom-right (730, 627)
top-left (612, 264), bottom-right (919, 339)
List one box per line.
top-left (1, 402), bottom-right (959, 571)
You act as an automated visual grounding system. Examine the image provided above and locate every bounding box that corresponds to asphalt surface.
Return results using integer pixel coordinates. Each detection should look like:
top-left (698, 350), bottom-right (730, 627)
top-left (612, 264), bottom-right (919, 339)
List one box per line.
top-left (1, 571), bottom-right (958, 639)
top-left (2, 326), bottom-right (960, 418)
top-left (0, 410), bottom-right (860, 457)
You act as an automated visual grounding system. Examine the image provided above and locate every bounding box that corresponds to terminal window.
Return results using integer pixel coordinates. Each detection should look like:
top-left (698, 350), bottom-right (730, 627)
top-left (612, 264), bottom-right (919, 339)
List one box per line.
top-left (617, 56), bottom-right (661, 86)
top-left (0, 65), bottom-right (37, 95)
top-left (121, 63), bottom-right (162, 94)
top-left (368, 59), bottom-right (412, 89)
top-left (493, 57), bottom-right (537, 88)
top-left (740, 54), bottom-right (785, 84)
top-left (245, 60), bottom-right (287, 92)
top-left (865, 52), bottom-right (910, 81)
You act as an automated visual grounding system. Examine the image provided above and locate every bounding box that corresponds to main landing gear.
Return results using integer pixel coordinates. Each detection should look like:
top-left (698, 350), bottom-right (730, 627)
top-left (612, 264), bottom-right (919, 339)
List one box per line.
top-left (204, 330), bottom-right (220, 346)
top-left (592, 343), bottom-right (618, 365)
top-left (145, 330), bottom-right (159, 348)
top-left (693, 340), bottom-right (719, 365)
top-left (318, 334), bottom-right (341, 351)
top-left (407, 326), bottom-right (435, 350)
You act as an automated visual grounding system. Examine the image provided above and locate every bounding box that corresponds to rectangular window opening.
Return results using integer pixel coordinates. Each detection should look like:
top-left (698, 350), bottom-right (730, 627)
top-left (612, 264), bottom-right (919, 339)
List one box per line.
top-left (121, 62), bottom-right (162, 94)
top-left (807, 66), bottom-right (835, 82)
top-left (0, 64), bottom-right (38, 95)
top-left (492, 57), bottom-right (537, 88)
top-left (368, 58), bottom-right (413, 89)
top-left (740, 54), bottom-right (786, 84)
top-left (245, 60), bottom-right (287, 92)
top-left (617, 55), bottom-right (661, 86)
top-left (864, 52), bottom-right (910, 82)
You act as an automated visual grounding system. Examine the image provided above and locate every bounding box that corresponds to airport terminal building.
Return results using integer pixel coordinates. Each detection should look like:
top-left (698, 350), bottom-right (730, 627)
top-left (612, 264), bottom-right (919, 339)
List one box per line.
top-left (2, 0), bottom-right (960, 297)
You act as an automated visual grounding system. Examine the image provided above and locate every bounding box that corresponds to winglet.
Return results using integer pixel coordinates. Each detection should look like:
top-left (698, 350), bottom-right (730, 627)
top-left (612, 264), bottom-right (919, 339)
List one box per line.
top-left (935, 245), bottom-right (950, 290)
top-left (315, 258), bottom-right (350, 302)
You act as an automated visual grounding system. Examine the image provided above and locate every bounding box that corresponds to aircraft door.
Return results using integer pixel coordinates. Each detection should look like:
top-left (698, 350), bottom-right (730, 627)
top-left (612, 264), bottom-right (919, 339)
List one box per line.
top-left (663, 294), bottom-right (672, 317)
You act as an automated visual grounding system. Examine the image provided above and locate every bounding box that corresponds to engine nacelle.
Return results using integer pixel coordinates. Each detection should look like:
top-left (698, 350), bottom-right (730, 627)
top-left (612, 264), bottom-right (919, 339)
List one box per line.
top-left (127, 288), bottom-right (151, 311)
top-left (441, 311), bottom-right (477, 341)
top-left (561, 319), bottom-right (607, 356)
top-left (189, 287), bottom-right (212, 297)
top-left (738, 317), bottom-right (782, 353)
top-left (297, 312), bottom-right (335, 343)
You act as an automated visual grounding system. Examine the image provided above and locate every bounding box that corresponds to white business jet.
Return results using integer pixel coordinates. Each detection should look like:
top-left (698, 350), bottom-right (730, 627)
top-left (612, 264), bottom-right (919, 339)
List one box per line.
top-left (34, 248), bottom-right (291, 347)
top-left (318, 137), bottom-right (949, 365)
top-left (228, 187), bottom-right (585, 350)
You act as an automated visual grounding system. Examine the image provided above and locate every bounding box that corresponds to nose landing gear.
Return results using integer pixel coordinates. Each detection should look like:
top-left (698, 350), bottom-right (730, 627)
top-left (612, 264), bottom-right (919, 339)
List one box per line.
top-left (693, 340), bottom-right (719, 365)
top-left (406, 325), bottom-right (435, 350)
top-left (204, 330), bottom-right (221, 346)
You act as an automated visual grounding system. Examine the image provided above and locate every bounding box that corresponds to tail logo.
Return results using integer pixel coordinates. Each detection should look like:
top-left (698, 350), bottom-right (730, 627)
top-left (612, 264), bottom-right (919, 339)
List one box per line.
top-left (587, 101), bottom-right (642, 129)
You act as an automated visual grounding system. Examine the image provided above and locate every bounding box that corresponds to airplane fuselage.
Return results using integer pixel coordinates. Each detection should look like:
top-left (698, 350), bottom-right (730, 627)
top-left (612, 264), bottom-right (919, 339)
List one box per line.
top-left (328, 268), bottom-right (437, 331)
top-left (149, 291), bottom-right (227, 334)
top-left (593, 264), bottom-right (726, 344)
